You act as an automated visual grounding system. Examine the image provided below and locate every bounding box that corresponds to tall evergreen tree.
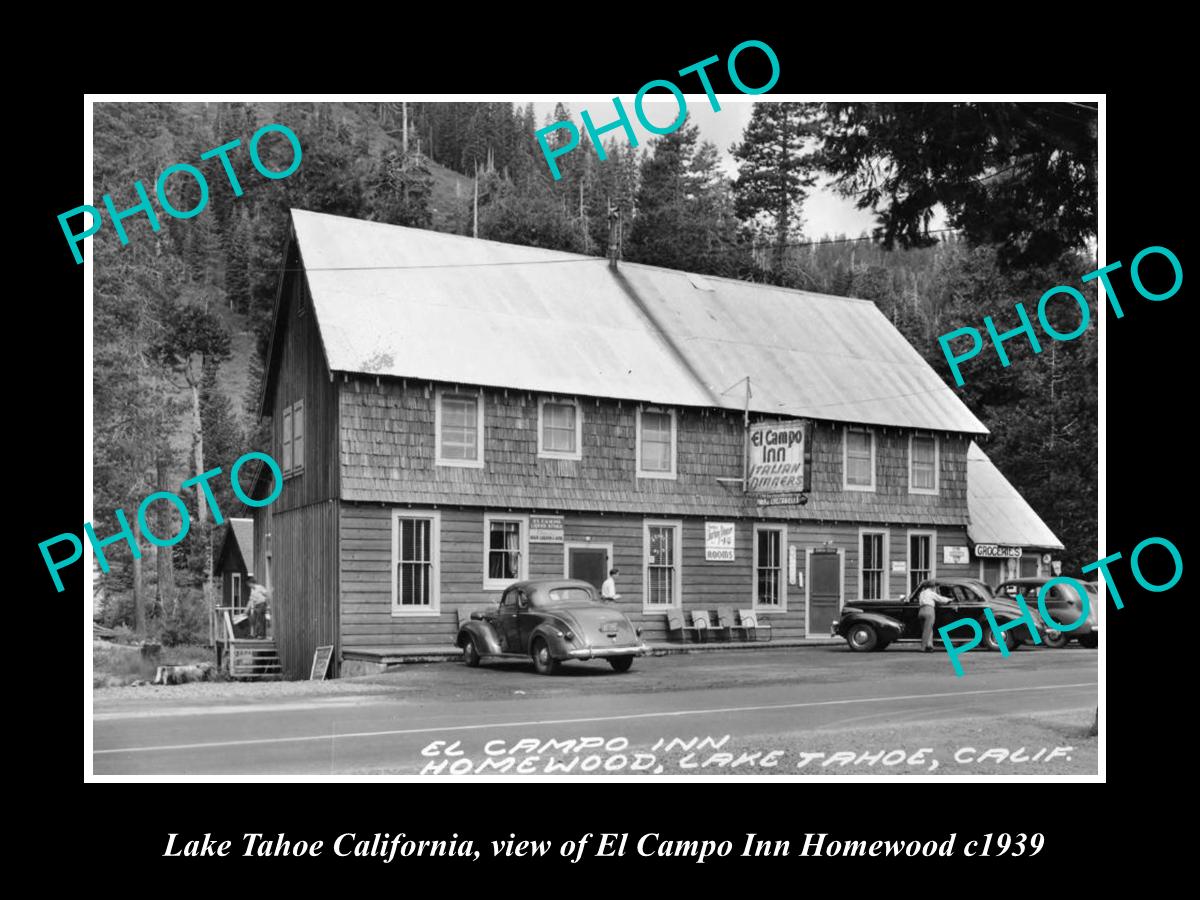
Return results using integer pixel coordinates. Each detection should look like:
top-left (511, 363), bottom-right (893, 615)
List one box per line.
top-left (731, 103), bottom-right (816, 273)
top-left (805, 101), bottom-right (1097, 267)
top-left (627, 124), bottom-right (742, 275)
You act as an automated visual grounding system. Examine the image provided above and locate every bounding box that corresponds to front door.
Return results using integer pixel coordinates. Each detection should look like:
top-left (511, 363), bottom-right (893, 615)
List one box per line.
top-left (567, 547), bottom-right (609, 591)
top-left (808, 550), bottom-right (842, 636)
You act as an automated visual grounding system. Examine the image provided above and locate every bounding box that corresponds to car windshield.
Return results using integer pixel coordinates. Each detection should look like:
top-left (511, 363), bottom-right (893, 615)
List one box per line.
top-left (540, 587), bottom-right (597, 607)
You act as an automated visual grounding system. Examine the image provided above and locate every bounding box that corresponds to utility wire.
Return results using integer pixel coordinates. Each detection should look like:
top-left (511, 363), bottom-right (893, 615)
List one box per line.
top-left (272, 227), bottom-right (964, 273)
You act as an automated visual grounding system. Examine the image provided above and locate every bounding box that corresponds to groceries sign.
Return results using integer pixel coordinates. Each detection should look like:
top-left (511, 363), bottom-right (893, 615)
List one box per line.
top-left (748, 420), bottom-right (810, 493)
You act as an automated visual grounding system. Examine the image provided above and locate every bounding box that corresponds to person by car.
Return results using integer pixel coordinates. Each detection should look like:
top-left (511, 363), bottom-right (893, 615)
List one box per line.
top-left (601, 568), bottom-right (621, 602)
top-left (918, 583), bottom-right (955, 652)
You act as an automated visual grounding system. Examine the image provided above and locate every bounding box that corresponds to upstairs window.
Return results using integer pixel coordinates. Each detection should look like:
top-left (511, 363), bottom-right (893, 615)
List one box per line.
top-left (909, 434), bottom-right (939, 494)
top-left (843, 426), bottom-right (875, 491)
top-left (538, 398), bottom-right (582, 460)
top-left (281, 399), bottom-right (304, 477)
top-left (436, 389), bottom-right (484, 467)
top-left (637, 407), bottom-right (677, 479)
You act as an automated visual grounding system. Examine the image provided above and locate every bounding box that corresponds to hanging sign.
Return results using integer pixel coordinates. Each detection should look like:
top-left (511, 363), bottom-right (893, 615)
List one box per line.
top-left (748, 420), bottom-right (809, 493)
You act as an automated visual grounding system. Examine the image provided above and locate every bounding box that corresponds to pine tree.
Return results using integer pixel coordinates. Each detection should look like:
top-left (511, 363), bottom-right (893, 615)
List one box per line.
top-left (731, 103), bottom-right (816, 272)
top-left (225, 210), bottom-right (250, 312)
top-left (626, 124), bottom-right (742, 275)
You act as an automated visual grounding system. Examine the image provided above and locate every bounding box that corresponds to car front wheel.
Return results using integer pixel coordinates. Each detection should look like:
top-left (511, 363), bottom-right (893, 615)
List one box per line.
top-left (1079, 634), bottom-right (1098, 649)
top-left (608, 656), bottom-right (633, 673)
top-left (1042, 630), bottom-right (1070, 649)
top-left (462, 636), bottom-right (481, 667)
top-left (532, 639), bottom-right (560, 675)
top-left (984, 628), bottom-right (1018, 652)
top-left (846, 623), bottom-right (879, 652)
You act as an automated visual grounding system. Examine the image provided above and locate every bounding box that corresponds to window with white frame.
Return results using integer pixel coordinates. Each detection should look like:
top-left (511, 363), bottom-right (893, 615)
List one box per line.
top-left (643, 520), bottom-right (681, 610)
top-left (483, 513), bottom-right (528, 590)
top-left (538, 398), bottom-right (582, 460)
top-left (843, 426), bottom-right (875, 491)
top-left (637, 407), bottom-right (677, 478)
top-left (909, 434), bottom-right (939, 494)
top-left (908, 530), bottom-right (936, 593)
top-left (860, 529), bottom-right (888, 600)
top-left (436, 389), bottom-right (484, 467)
top-left (281, 399), bottom-right (305, 477)
top-left (754, 525), bottom-right (786, 609)
top-left (392, 511), bottom-right (440, 615)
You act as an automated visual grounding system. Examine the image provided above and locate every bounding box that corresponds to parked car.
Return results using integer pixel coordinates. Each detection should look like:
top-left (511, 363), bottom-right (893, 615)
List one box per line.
top-left (831, 577), bottom-right (1049, 653)
top-left (456, 579), bottom-right (649, 675)
top-left (994, 578), bottom-right (1098, 648)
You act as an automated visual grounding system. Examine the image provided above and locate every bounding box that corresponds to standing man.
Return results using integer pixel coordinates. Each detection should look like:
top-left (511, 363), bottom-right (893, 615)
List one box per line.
top-left (248, 579), bottom-right (272, 639)
top-left (917, 582), bottom-right (954, 652)
top-left (601, 567), bottom-right (621, 602)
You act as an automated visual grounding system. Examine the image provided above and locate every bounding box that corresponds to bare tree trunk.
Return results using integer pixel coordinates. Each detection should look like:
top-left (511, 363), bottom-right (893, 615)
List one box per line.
top-left (155, 450), bottom-right (175, 617)
top-left (189, 358), bottom-right (214, 647)
top-left (132, 517), bottom-right (145, 635)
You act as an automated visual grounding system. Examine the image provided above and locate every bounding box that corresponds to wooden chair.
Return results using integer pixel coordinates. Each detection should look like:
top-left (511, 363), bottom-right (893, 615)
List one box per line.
top-left (666, 610), bottom-right (700, 643)
top-left (691, 610), bottom-right (714, 643)
top-left (738, 609), bottom-right (772, 642)
top-left (718, 606), bottom-right (747, 641)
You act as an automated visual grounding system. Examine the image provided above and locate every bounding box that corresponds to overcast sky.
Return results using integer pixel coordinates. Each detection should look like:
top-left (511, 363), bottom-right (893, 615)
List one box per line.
top-left (532, 99), bottom-right (884, 240)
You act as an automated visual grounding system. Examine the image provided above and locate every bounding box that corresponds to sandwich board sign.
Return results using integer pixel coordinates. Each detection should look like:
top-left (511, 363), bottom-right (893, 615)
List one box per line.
top-left (310, 645), bottom-right (334, 681)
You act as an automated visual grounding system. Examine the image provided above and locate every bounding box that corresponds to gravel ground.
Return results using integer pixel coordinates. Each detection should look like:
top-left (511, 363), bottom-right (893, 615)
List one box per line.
top-left (92, 643), bottom-right (1098, 709)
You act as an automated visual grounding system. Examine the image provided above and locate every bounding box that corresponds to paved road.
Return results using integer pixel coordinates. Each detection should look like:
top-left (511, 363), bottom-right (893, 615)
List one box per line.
top-left (92, 645), bottom-right (1099, 776)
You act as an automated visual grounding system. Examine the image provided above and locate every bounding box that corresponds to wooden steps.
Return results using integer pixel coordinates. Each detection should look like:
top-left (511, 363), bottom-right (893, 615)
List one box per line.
top-left (229, 642), bottom-right (282, 680)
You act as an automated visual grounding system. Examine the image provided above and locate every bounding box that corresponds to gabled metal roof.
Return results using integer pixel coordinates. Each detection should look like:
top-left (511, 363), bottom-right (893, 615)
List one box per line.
top-left (967, 443), bottom-right (1063, 550)
top-left (290, 209), bottom-right (988, 434)
top-left (214, 517), bottom-right (255, 576)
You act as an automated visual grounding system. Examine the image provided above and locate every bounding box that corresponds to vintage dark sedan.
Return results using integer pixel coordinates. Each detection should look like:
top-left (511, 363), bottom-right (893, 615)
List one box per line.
top-left (995, 578), bottom-right (1098, 648)
top-left (831, 577), bottom-right (1049, 653)
top-left (456, 579), bottom-right (648, 675)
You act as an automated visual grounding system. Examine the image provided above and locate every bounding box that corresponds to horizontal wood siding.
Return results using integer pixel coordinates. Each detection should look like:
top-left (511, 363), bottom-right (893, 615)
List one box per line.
top-left (339, 378), bottom-right (971, 526)
top-left (339, 506), bottom-right (969, 650)
top-left (274, 502), bottom-right (339, 679)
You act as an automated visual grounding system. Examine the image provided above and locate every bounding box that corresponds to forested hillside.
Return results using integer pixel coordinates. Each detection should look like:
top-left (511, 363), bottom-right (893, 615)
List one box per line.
top-left (91, 101), bottom-right (1097, 639)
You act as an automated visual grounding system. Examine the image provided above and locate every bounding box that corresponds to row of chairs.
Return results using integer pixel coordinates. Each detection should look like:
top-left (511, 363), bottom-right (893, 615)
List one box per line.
top-left (666, 607), bottom-right (772, 643)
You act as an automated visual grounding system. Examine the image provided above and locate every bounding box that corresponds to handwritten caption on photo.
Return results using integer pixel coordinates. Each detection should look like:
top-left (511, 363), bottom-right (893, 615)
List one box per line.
top-left (417, 734), bottom-right (1074, 774)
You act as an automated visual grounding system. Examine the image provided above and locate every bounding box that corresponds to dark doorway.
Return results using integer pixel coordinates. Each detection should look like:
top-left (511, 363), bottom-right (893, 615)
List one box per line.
top-left (808, 550), bottom-right (842, 635)
top-left (567, 546), bottom-right (609, 591)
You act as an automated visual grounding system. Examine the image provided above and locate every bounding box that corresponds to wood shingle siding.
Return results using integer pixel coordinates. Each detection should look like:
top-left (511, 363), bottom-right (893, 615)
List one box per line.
top-left (339, 377), bottom-right (970, 526)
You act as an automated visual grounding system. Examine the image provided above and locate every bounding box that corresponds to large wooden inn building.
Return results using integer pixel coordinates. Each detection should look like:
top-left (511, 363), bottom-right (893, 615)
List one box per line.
top-left (245, 210), bottom-right (1060, 679)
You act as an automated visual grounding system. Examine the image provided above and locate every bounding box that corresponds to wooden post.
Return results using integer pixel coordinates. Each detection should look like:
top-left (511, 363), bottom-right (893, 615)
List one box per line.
top-left (742, 377), bottom-right (751, 493)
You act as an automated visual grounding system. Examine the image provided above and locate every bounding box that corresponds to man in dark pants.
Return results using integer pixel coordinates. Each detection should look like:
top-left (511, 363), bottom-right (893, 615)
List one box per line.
top-left (248, 581), bottom-right (271, 639)
top-left (918, 583), bottom-right (954, 652)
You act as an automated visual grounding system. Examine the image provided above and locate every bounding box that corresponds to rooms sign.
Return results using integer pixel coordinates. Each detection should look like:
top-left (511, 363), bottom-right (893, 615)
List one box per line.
top-left (748, 420), bottom-right (810, 493)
